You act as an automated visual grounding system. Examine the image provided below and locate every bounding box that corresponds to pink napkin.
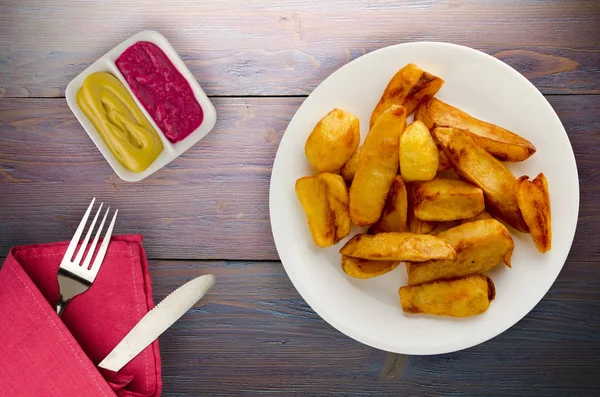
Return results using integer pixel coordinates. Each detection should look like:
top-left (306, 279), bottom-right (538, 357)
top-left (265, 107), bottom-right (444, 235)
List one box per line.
top-left (0, 235), bottom-right (162, 397)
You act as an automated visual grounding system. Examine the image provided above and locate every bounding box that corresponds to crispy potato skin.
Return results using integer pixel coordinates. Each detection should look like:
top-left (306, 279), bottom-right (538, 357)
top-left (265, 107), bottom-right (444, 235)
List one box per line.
top-left (399, 274), bottom-right (496, 317)
top-left (517, 173), bottom-right (552, 253)
top-left (305, 108), bottom-right (360, 172)
top-left (341, 146), bottom-right (362, 183)
top-left (350, 105), bottom-right (406, 226)
top-left (370, 176), bottom-right (408, 233)
top-left (295, 176), bottom-right (335, 247)
top-left (413, 178), bottom-right (485, 221)
top-left (406, 219), bottom-right (514, 285)
top-left (318, 173), bottom-right (351, 243)
top-left (432, 127), bottom-right (529, 232)
top-left (341, 255), bottom-right (399, 279)
top-left (370, 64), bottom-right (444, 127)
top-left (438, 150), bottom-right (452, 171)
top-left (339, 232), bottom-right (456, 262)
top-left (400, 121), bottom-right (439, 182)
top-left (415, 98), bottom-right (536, 162)
top-left (407, 183), bottom-right (437, 233)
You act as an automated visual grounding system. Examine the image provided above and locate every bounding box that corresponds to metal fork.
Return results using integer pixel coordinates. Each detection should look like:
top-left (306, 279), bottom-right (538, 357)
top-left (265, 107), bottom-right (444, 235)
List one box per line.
top-left (56, 198), bottom-right (118, 316)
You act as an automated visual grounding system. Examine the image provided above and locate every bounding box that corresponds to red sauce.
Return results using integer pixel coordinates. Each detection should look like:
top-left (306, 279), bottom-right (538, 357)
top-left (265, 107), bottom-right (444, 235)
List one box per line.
top-left (116, 41), bottom-right (203, 143)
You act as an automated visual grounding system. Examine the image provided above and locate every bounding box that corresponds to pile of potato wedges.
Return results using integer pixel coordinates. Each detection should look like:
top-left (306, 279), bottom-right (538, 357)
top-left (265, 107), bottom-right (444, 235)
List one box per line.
top-left (296, 63), bottom-right (552, 318)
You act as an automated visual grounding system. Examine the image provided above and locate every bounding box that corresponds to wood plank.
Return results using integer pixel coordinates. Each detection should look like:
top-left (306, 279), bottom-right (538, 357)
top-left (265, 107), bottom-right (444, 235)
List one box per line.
top-left (149, 259), bottom-right (600, 396)
top-left (1, 0), bottom-right (599, 97)
top-left (0, 95), bottom-right (598, 260)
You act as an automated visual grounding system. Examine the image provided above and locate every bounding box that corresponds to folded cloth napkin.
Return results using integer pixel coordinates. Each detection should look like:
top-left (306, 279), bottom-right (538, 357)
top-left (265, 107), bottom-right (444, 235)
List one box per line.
top-left (0, 235), bottom-right (161, 397)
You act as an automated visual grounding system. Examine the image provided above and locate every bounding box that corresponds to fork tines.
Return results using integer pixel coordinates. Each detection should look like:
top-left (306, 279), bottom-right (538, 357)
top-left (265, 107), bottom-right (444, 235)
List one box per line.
top-left (60, 198), bottom-right (118, 282)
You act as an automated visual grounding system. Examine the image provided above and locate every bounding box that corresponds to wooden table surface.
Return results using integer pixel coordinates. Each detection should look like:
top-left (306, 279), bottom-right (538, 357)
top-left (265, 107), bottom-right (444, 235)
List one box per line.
top-left (1, 1), bottom-right (599, 395)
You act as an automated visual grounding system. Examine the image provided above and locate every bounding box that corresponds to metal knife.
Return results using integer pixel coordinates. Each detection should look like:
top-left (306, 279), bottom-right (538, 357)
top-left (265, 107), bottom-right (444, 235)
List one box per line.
top-left (98, 274), bottom-right (215, 372)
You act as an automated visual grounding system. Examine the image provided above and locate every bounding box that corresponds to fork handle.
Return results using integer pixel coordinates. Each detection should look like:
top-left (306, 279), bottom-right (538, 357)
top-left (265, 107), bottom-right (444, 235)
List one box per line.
top-left (56, 295), bottom-right (69, 316)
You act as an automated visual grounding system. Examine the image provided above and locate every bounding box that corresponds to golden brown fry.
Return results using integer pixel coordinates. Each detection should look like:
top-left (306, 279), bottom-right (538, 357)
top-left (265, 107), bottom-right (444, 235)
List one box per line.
top-left (350, 105), bottom-right (406, 226)
top-left (438, 150), bottom-right (452, 172)
top-left (517, 173), bottom-right (552, 253)
top-left (370, 64), bottom-right (444, 127)
top-left (413, 178), bottom-right (485, 221)
top-left (305, 108), bottom-right (360, 172)
top-left (295, 176), bottom-right (335, 247)
top-left (406, 219), bottom-right (514, 285)
top-left (459, 211), bottom-right (493, 224)
top-left (415, 98), bottom-right (536, 162)
top-left (317, 173), bottom-right (351, 243)
top-left (341, 256), bottom-right (399, 279)
top-left (399, 274), bottom-right (496, 317)
top-left (339, 232), bottom-right (456, 262)
top-left (432, 127), bottom-right (529, 232)
top-left (340, 146), bottom-right (362, 183)
top-left (370, 176), bottom-right (408, 234)
top-left (407, 183), bottom-right (437, 233)
top-left (400, 121), bottom-right (439, 182)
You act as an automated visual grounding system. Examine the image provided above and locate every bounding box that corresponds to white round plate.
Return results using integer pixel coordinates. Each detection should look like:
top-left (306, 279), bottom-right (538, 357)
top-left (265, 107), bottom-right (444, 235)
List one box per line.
top-left (269, 42), bottom-right (579, 355)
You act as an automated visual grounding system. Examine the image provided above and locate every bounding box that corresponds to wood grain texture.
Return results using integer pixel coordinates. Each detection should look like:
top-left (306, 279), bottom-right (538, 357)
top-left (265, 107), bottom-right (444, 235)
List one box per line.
top-left (1, 0), bottom-right (599, 97)
top-left (149, 259), bottom-right (600, 396)
top-left (1, 95), bottom-right (598, 261)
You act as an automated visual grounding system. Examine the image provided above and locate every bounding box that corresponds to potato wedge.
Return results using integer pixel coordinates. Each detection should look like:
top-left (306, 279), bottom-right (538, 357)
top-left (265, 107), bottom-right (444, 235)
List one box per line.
top-left (350, 105), bottom-right (406, 226)
top-left (305, 108), bottom-right (360, 172)
top-left (407, 213), bottom-right (437, 234)
top-left (406, 219), bottom-right (514, 285)
top-left (340, 145), bottom-right (362, 183)
top-left (517, 173), bottom-right (552, 253)
top-left (399, 274), bottom-right (496, 317)
top-left (318, 173), bottom-right (351, 243)
top-left (295, 176), bottom-right (335, 247)
top-left (339, 232), bottom-right (456, 262)
top-left (432, 127), bottom-right (529, 232)
top-left (416, 98), bottom-right (536, 162)
top-left (370, 176), bottom-right (408, 234)
top-left (413, 178), bottom-right (485, 221)
top-left (438, 150), bottom-right (452, 171)
top-left (400, 121), bottom-right (439, 182)
top-left (459, 211), bottom-right (493, 224)
top-left (341, 255), bottom-right (399, 279)
top-left (370, 64), bottom-right (444, 127)
top-left (407, 183), bottom-right (437, 233)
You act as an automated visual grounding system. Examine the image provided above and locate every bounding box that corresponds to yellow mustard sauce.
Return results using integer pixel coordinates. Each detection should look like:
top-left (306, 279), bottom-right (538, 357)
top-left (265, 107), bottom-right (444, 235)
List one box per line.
top-left (77, 72), bottom-right (163, 173)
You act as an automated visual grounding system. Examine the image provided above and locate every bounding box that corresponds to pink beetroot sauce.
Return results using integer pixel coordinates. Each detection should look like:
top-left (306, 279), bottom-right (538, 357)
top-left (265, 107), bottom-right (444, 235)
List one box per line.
top-left (116, 41), bottom-right (203, 143)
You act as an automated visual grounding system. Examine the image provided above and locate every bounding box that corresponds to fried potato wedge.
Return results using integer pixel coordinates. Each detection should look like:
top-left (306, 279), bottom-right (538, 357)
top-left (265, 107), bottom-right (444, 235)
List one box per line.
top-left (438, 150), bottom-right (452, 171)
top-left (339, 232), bottom-right (456, 262)
top-left (413, 178), bottom-right (485, 221)
top-left (406, 219), bottom-right (514, 285)
top-left (318, 173), bottom-right (351, 243)
top-left (350, 105), bottom-right (406, 226)
top-left (400, 121), bottom-right (439, 182)
top-left (370, 64), bottom-right (444, 127)
top-left (305, 108), bottom-right (360, 172)
top-left (407, 183), bottom-right (437, 233)
top-left (416, 98), bottom-right (536, 162)
top-left (407, 213), bottom-right (437, 234)
top-left (341, 145), bottom-right (362, 183)
top-left (295, 176), bottom-right (335, 247)
top-left (399, 274), bottom-right (496, 317)
top-left (459, 211), bottom-right (493, 224)
top-left (432, 127), bottom-right (529, 232)
top-left (296, 173), bottom-right (351, 247)
top-left (517, 173), bottom-right (552, 253)
top-left (341, 256), bottom-right (399, 279)
top-left (370, 176), bottom-right (408, 234)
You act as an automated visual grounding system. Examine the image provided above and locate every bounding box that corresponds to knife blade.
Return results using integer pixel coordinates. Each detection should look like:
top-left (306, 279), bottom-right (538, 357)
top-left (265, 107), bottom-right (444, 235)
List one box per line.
top-left (98, 274), bottom-right (215, 372)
